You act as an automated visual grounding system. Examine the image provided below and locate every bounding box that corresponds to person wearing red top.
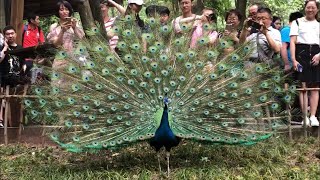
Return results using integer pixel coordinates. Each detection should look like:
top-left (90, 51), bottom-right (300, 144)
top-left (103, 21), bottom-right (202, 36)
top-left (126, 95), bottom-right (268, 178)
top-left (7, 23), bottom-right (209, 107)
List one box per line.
top-left (22, 13), bottom-right (45, 48)
top-left (22, 13), bottom-right (45, 83)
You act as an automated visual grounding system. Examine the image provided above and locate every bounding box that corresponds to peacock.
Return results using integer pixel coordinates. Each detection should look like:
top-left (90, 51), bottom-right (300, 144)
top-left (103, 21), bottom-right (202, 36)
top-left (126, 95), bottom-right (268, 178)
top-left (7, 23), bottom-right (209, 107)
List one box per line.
top-left (24, 15), bottom-right (295, 175)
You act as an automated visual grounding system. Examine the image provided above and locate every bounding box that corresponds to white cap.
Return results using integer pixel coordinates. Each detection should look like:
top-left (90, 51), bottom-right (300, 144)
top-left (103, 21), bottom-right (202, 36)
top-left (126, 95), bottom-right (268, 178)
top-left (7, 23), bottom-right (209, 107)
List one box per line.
top-left (128, 0), bottom-right (144, 5)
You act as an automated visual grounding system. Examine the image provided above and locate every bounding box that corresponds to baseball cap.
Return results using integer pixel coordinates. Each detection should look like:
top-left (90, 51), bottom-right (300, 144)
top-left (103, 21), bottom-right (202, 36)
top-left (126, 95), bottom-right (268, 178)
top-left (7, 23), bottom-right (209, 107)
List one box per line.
top-left (128, 0), bottom-right (144, 5)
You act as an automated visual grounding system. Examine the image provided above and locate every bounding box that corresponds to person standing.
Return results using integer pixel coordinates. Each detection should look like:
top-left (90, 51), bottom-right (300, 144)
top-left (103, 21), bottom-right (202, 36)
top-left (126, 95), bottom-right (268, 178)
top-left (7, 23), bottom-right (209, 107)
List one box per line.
top-left (0, 26), bottom-right (27, 128)
top-left (272, 16), bottom-right (282, 30)
top-left (247, 4), bottom-right (262, 34)
top-left (100, 0), bottom-right (125, 50)
top-left (47, 0), bottom-right (85, 87)
top-left (190, 8), bottom-right (218, 48)
top-left (239, 8), bottom-right (281, 65)
top-left (173, 0), bottom-right (198, 34)
top-left (22, 13), bottom-right (45, 48)
top-left (290, 0), bottom-right (320, 126)
top-left (124, 0), bottom-right (146, 32)
top-left (280, 12), bottom-right (303, 71)
top-left (0, 26), bottom-right (26, 87)
top-left (22, 12), bottom-right (46, 83)
top-left (47, 0), bottom-right (85, 53)
top-left (222, 9), bottom-right (243, 54)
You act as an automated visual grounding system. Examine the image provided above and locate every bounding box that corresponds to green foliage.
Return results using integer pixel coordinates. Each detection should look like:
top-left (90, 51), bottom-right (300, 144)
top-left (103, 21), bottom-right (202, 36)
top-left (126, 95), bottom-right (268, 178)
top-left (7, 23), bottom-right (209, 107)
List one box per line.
top-left (39, 16), bottom-right (58, 36)
top-left (251, 0), bottom-right (304, 24)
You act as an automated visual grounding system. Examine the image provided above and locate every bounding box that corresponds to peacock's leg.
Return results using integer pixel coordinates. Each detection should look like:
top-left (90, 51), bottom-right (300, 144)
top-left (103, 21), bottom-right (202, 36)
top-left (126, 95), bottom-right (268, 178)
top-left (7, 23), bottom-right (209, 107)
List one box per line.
top-left (157, 153), bottom-right (162, 173)
top-left (166, 152), bottom-right (170, 177)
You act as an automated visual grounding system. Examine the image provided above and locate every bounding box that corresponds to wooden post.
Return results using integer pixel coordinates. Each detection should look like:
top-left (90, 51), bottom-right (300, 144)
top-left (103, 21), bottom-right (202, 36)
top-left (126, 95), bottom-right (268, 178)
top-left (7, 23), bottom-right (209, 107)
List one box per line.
top-left (302, 82), bottom-right (308, 138)
top-left (18, 84), bottom-right (29, 143)
top-left (0, 0), bottom-right (6, 28)
top-left (10, 0), bottom-right (24, 45)
top-left (284, 84), bottom-right (292, 140)
top-left (4, 86), bottom-right (10, 145)
top-left (77, 0), bottom-right (95, 31)
top-left (192, 0), bottom-right (205, 14)
top-left (41, 127), bottom-right (46, 147)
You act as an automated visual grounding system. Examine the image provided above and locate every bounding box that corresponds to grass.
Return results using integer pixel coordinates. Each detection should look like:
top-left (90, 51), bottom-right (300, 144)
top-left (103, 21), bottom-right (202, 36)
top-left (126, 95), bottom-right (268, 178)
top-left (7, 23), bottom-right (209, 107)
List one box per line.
top-left (0, 136), bottom-right (320, 180)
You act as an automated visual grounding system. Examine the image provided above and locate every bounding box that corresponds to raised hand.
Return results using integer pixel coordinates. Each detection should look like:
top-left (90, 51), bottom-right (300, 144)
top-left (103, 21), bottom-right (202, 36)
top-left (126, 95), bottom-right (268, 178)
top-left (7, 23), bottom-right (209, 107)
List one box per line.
top-left (311, 53), bottom-right (320, 66)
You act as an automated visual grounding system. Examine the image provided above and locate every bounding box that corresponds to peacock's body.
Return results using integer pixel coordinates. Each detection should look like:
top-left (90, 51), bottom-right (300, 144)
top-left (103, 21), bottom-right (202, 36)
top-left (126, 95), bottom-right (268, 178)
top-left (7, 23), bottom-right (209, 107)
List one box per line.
top-left (25, 16), bottom-right (295, 156)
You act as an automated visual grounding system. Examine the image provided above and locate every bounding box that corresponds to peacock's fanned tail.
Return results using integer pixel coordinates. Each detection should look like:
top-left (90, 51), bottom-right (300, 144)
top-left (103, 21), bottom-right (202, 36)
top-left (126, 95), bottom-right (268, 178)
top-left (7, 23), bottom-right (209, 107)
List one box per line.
top-left (24, 16), bottom-right (295, 152)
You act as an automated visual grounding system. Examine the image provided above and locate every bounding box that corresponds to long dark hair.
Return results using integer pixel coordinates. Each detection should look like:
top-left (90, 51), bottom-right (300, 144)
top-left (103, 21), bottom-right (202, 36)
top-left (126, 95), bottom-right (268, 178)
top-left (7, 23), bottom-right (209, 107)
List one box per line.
top-left (55, 0), bottom-right (74, 18)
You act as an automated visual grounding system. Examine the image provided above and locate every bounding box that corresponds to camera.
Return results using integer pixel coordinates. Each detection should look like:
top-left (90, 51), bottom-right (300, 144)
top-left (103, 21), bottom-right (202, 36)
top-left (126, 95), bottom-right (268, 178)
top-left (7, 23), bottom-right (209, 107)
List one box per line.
top-left (247, 20), bottom-right (262, 30)
top-left (207, 13), bottom-right (217, 22)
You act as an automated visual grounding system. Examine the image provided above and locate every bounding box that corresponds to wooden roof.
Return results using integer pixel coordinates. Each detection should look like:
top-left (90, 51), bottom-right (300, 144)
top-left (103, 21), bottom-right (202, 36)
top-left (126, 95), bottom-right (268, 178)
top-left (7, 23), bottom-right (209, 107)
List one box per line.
top-left (23, 0), bottom-right (124, 18)
top-left (24, 0), bottom-right (84, 17)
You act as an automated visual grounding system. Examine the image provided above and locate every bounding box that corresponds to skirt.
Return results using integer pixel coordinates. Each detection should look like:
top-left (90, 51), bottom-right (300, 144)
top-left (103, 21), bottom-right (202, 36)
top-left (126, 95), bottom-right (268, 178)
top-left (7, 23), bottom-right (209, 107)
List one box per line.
top-left (295, 44), bottom-right (320, 82)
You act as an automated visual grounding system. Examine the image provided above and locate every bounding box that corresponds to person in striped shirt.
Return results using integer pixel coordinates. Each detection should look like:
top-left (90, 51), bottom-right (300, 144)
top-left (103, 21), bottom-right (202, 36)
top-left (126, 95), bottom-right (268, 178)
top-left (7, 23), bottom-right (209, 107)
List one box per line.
top-left (100, 0), bottom-right (125, 50)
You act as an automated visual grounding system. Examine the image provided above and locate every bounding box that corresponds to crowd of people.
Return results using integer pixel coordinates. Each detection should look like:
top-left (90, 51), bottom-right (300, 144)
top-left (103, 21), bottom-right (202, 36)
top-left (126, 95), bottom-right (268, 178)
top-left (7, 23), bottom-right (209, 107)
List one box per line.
top-left (0, 0), bottom-right (319, 127)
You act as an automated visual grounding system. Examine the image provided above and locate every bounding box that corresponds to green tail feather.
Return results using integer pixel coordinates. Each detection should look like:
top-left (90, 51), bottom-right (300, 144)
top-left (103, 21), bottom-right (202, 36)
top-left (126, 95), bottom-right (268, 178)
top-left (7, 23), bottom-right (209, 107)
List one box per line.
top-left (24, 15), bottom-right (295, 152)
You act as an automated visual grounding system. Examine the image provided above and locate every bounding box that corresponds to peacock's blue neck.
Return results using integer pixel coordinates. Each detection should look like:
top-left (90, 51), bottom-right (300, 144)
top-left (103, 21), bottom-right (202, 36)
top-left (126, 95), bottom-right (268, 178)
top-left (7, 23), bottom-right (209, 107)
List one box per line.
top-left (150, 104), bottom-right (180, 151)
top-left (159, 105), bottom-right (170, 129)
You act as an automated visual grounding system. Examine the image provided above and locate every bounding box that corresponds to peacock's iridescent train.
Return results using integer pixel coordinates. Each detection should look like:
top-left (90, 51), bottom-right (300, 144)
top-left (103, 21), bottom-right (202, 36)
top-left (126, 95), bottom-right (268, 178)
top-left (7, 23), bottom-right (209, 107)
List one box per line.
top-left (24, 16), bottom-right (295, 153)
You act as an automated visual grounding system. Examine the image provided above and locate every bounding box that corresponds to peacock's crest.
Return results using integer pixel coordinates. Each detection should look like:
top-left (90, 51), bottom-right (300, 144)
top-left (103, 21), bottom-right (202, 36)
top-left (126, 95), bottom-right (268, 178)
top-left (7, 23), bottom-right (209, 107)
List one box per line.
top-left (25, 15), bottom-right (294, 152)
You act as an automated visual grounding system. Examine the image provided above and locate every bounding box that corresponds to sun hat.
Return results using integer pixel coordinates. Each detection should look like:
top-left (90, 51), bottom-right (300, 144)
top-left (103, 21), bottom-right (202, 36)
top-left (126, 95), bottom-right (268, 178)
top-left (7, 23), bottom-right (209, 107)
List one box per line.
top-left (128, 0), bottom-right (144, 5)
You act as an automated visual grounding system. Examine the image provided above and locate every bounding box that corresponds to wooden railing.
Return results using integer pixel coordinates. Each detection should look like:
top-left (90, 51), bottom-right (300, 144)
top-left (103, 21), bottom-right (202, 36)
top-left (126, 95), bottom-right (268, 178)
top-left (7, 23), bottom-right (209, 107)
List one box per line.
top-left (1, 83), bottom-right (320, 145)
top-left (1, 85), bottom-right (28, 145)
top-left (295, 82), bottom-right (320, 139)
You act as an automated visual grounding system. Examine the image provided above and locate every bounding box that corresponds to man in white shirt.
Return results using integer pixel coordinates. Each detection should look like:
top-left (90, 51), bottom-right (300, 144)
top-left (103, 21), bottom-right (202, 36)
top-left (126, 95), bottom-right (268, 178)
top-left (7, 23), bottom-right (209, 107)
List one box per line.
top-left (240, 7), bottom-right (282, 65)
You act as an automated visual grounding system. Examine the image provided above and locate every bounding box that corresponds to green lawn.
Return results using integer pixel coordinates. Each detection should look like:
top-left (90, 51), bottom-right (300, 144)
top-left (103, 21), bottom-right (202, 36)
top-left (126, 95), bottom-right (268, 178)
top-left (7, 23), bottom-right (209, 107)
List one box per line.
top-left (1, 136), bottom-right (319, 180)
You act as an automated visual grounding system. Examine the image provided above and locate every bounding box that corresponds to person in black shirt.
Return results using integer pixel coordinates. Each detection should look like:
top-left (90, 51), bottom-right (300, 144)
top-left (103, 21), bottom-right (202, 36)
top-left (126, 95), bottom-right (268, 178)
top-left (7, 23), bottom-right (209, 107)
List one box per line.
top-left (0, 26), bottom-right (26, 87)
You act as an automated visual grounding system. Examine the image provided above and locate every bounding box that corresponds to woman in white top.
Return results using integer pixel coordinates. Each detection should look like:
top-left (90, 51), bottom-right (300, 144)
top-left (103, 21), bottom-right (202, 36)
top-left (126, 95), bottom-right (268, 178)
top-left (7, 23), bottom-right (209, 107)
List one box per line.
top-left (290, 0), bottom-right (320, 126)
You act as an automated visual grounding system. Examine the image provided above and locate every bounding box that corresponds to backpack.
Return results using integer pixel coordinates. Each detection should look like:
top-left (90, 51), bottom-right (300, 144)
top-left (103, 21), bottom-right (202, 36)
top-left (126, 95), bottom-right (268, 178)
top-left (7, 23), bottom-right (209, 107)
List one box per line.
top-left (22, 24), bottom-right (42, 45)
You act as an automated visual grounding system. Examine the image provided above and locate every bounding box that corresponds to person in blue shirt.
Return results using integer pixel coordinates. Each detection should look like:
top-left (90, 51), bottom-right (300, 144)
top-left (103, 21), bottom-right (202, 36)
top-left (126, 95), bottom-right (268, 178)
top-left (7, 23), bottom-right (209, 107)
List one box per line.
top-left (280, 12), bottom-right (303, 71)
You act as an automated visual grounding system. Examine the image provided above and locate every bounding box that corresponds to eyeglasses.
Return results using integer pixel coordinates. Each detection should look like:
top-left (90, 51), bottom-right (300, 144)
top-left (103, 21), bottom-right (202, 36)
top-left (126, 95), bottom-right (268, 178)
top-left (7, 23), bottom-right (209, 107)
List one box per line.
top-left (227, 17), bottom-right (239, 21)
top-left (256, 17), bottom-right (270, 21)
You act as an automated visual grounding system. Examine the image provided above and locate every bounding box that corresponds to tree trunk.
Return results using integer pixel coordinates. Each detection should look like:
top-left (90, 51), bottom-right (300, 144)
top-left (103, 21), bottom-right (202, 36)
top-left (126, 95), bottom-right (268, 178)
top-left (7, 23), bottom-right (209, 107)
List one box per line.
top-left (236, 0), bottom-right (247, 26)
top-left (77, 0), bottom-right (95, 31)
top-left (0, 0), bottom-right (5, 28)
top-left (172, 0), bottom-right (179, 16)
top-left (10, 0), bottom-right (24, 45)
top-left (193, 0), bottom-right (205, 14)
top-left (88, 0), bottom-right (108, 40)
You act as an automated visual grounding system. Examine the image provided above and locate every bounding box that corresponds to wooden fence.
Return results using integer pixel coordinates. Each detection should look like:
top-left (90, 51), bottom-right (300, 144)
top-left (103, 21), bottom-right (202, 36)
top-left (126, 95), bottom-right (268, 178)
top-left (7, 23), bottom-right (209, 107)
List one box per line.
top-left (1, 83), bottom-right (320, 146)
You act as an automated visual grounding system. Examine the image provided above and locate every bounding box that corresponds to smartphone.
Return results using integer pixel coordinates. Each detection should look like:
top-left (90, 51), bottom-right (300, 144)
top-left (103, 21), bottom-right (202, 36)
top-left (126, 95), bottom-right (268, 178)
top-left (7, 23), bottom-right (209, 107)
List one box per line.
top-left (65, 17), bottom-right (72, 22)
top-left (248, 20), bottom-right (262, 30)
top-left (297, 64), bottom-right (303, 72)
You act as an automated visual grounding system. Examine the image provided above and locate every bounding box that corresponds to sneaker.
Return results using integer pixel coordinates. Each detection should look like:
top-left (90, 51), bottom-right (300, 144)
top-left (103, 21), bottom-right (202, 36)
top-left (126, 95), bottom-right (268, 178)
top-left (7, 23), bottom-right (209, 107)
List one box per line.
top-left (301, 117), bottom-right (311, 127)
top-left (0, 120), bottom-right (3, 127)
top-left (309, 116), bottom-right (320, 127)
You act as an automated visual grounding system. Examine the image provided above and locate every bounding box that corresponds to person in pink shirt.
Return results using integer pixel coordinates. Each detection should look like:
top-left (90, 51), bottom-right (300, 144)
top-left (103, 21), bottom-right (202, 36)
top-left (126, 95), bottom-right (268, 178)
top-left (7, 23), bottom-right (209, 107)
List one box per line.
top-left (47, 0), bottom-right (84, 53)
top-left (47, 0), bottom-right (85, 87)
top-left (190, 8), bottom-right (218, 48)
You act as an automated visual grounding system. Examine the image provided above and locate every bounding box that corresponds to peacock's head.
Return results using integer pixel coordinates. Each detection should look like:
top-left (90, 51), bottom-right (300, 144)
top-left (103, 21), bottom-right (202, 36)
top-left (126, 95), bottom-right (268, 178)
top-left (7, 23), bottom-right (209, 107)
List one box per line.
top-left (163, 93), bottom-right (171, 107)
